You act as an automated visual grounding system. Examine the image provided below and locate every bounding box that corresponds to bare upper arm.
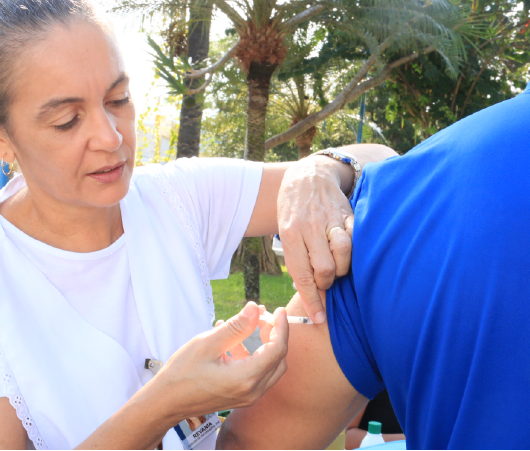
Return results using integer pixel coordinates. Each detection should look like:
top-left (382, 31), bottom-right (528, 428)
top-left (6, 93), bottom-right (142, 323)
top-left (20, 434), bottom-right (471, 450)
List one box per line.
top-left (0, 397), bottom-right (27, 450)
top-left (217, 292), bottom-right (368, 449)
top-left (245, 163), bottom-right (289, 237)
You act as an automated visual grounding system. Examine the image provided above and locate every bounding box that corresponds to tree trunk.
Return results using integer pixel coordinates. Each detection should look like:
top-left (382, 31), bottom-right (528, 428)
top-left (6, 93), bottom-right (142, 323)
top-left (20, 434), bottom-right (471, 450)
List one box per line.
top-left (244, 61), bottom-right (277, 161)
top-left (176, 4), bottom-right (213, 159)
top-left (243, 61), bottom-right (280, 301)
top-left (297, 142), bottom-right (311, 159)
top-left (259, 235), bottom-right (282, 275)
top-left (243, 237), bottom-right (261, 301)
top-left (295, 125), bottom-right (317, 159)
top-left (232, 236), bottom-right (282, 274)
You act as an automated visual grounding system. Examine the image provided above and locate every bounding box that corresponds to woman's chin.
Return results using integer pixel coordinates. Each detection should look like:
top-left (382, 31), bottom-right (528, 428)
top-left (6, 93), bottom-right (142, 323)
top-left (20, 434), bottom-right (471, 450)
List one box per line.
top-left (85, 176), bottom-right (132, 208)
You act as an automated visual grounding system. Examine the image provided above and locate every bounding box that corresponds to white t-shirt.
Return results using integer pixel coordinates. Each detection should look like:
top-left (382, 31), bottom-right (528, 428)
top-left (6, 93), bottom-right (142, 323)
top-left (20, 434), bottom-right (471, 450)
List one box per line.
top-left (0, 157), bottom-right (263, 447)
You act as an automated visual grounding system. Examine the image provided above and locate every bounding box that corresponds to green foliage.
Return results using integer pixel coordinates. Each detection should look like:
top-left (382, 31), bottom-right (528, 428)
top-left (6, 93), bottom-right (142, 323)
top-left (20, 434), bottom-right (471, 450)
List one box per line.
top-left (147, 35), bottom-right (191, 96)
top-left (200, 36), bottom-right (300, 161)
top-left (120, 0), bottom-right (511, 157)
top-left (367, 0), bottom-right (530, 151)
top-left (211, 267), bottom-right (296, 321)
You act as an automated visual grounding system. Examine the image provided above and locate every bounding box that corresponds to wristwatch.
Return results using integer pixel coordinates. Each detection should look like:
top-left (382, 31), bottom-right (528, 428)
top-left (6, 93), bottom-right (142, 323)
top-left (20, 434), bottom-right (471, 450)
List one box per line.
top-left (310, 148), bottom-right (362, 199)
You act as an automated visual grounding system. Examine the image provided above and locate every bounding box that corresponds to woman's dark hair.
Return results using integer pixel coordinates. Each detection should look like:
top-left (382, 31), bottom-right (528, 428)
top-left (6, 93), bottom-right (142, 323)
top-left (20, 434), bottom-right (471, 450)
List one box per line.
top-left (0, 0), bottom-right (101, 130)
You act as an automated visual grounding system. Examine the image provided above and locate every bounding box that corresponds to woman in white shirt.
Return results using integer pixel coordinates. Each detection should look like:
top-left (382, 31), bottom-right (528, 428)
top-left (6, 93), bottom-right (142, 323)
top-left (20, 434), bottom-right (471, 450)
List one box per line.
top-left (0, 0), bottom-right (394, 449)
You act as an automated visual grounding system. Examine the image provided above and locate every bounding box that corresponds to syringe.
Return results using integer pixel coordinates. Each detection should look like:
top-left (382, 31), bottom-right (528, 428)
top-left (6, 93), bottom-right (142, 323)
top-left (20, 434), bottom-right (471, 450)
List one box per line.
top-left (259, 311), bottom-right (313, 325)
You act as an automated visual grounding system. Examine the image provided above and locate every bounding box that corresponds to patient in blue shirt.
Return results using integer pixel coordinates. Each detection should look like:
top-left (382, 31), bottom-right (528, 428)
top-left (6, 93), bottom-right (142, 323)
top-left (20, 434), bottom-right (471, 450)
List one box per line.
top-left (327, 81), bottom-right (530, 449)
top-left (218, 83), bottom-right (530, 450)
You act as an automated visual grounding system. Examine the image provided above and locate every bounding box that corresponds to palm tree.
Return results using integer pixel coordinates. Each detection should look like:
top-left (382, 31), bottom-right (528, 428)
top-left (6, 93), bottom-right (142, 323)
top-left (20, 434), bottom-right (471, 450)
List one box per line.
top-left (111, 0), bottom-right (212, 158)
top-left (116, 0), bottom-right (479, 302)
top-left (272, 76), bottom-right (318, 159)
top-left (176, 3), bottom-right (213, 158)
top-left (264, 1), bottom-right (482, 151)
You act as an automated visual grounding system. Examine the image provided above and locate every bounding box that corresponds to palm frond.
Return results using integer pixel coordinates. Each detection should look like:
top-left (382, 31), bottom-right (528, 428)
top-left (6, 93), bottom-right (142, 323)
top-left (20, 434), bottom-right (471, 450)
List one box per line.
top-left (146, 35), bottom-right (192, 96)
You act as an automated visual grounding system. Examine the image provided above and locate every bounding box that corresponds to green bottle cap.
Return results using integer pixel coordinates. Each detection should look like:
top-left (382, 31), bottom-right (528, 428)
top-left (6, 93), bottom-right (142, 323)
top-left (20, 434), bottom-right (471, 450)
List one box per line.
top-left (368, 421), bottom-right (382, 435)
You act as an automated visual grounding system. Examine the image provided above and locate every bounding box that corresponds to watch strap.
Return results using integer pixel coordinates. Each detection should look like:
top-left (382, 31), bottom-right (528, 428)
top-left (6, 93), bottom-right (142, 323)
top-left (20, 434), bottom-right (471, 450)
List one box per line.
top-left (311, 148), bottom-right (361, 199)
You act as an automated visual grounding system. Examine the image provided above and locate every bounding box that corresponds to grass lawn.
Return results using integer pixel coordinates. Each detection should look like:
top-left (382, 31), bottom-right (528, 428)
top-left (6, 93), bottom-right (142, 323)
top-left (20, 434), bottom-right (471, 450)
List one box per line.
top-left (212, 266), bottom-right (296, 321)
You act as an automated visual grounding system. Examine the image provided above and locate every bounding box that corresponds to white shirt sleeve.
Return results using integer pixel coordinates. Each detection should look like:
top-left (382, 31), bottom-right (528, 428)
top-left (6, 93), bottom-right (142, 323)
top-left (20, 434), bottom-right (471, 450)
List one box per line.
top-left (161, 157), bottom-right (263, 279)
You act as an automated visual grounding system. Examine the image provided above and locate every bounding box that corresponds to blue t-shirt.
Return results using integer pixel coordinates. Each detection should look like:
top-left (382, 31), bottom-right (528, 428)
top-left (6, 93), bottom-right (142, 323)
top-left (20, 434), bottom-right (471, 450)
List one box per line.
top-left (327, 82), bottom-right (530, 449)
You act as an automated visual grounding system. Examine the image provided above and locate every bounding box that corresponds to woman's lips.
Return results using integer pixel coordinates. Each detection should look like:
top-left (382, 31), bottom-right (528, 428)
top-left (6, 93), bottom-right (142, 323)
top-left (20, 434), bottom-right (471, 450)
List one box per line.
top-left (88, 163), bottom-right (125, 183)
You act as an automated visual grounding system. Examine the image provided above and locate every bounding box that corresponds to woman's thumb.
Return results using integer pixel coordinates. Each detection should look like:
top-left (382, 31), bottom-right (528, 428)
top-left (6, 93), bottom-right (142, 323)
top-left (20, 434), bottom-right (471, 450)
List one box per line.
top-left (211, 302), bottom-right (260, 354)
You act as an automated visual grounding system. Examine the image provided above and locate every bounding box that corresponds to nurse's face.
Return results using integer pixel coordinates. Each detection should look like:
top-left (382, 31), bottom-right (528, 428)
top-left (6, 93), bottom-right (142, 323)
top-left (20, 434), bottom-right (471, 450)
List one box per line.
top-left (0, 19), bottom-right (136, 208)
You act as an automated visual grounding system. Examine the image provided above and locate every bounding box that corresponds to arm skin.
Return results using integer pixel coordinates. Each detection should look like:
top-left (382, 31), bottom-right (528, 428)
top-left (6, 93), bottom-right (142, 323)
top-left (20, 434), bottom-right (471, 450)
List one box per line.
top-left (0, 398), bottom-right (26, 450)
top-left (216, 292), bottom-right (369, 450)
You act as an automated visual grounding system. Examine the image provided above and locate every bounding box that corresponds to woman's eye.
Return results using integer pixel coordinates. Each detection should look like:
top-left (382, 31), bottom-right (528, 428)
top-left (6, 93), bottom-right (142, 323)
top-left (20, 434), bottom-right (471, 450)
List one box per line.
top-left (109, 96), bottom-right (131, 107)
top-left (55, 115), bottom-right (79, 131)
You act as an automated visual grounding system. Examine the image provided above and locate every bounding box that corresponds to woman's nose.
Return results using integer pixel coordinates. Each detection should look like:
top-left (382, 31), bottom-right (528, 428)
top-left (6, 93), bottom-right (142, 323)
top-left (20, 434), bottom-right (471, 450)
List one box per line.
top-left (87, 109), bottom-right (123, 152)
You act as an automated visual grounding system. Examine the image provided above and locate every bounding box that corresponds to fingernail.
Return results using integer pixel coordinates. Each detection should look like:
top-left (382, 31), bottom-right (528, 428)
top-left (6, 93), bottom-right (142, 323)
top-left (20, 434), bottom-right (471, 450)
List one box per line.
top-left (315, 311), bottom-right (326, 324)
top-left (241, 303), bottom-right (255, 319)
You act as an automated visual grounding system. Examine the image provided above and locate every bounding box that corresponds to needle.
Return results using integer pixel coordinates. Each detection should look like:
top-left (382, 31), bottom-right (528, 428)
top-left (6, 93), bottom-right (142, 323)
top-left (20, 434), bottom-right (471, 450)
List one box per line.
top-left (259, 312), bottom-right (313, 325)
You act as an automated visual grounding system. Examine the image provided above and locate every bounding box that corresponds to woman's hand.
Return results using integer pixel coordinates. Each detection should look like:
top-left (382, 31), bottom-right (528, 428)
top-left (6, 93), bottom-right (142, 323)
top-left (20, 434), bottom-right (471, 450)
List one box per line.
top-left (150, 302), bottom-right (288, 424)
top-left (76, 303), bottom-right (288, 450)
top-left (246, 143), bottom-right (397, 325)
top-left (278, 144), bottom-right (398, 324)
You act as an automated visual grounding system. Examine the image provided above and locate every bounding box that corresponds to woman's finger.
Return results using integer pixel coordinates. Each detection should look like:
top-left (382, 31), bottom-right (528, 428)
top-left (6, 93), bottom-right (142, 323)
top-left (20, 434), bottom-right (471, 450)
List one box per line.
top-left (246, 309), bottom-right (288, 378)
top-left (229, 342), bottom-right (250, 360)
top-left (208, 302), bottom-right (260, 355)
top-left (304, 232), bottom-right (337, 290)
top-left (329, 227), bottom-right (352, 277)
top-left (258, 320), bottom-right (273, 344)
top-left (283, 234), bottom-right (326, 324)
top-left (344, 213), bottom-right (354, 238)
top-left (305, 227), bottom-right (337, 290)
top-left (263, 357), bottom-right (288, 392)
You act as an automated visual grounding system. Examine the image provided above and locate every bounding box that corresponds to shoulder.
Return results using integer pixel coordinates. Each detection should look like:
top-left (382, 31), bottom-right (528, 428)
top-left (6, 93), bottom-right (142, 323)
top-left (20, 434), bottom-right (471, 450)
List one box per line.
top-left (130, 158), bottom-right (263, 203)
top-left (132, 157), bottom-right (260, 181)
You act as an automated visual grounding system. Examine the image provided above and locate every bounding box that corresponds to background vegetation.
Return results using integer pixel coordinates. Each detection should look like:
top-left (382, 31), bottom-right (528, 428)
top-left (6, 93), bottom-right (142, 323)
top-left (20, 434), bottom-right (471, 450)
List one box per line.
top-left (116, 0), bottom-right (530, 314)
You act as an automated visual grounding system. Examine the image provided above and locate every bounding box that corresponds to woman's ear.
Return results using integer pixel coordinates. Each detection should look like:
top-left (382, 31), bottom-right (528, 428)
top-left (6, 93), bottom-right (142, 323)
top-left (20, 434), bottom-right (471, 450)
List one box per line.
top-left (0, 127), bottom-right (15, 164)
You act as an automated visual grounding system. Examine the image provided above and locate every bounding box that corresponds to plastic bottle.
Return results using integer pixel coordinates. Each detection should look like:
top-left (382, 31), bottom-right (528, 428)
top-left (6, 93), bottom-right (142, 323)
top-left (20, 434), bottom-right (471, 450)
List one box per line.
top-left (359, 421), bottom-right (385, 448)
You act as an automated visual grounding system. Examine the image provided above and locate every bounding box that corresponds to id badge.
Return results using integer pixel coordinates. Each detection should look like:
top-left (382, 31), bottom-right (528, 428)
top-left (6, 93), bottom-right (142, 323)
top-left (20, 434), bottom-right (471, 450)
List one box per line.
top-left (174, 413), bottom-right (222, 450)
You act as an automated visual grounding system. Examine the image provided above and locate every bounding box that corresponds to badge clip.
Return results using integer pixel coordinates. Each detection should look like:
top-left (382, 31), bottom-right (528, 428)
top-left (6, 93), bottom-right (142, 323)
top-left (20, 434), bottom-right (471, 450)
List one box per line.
top-left (145, 358), bottom-right (163, 375)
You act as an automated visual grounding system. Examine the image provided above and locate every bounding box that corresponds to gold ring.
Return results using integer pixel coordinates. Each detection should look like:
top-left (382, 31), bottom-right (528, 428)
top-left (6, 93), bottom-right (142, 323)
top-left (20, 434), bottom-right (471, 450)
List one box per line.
top-left (326, 226), bottom-right (343, 241)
